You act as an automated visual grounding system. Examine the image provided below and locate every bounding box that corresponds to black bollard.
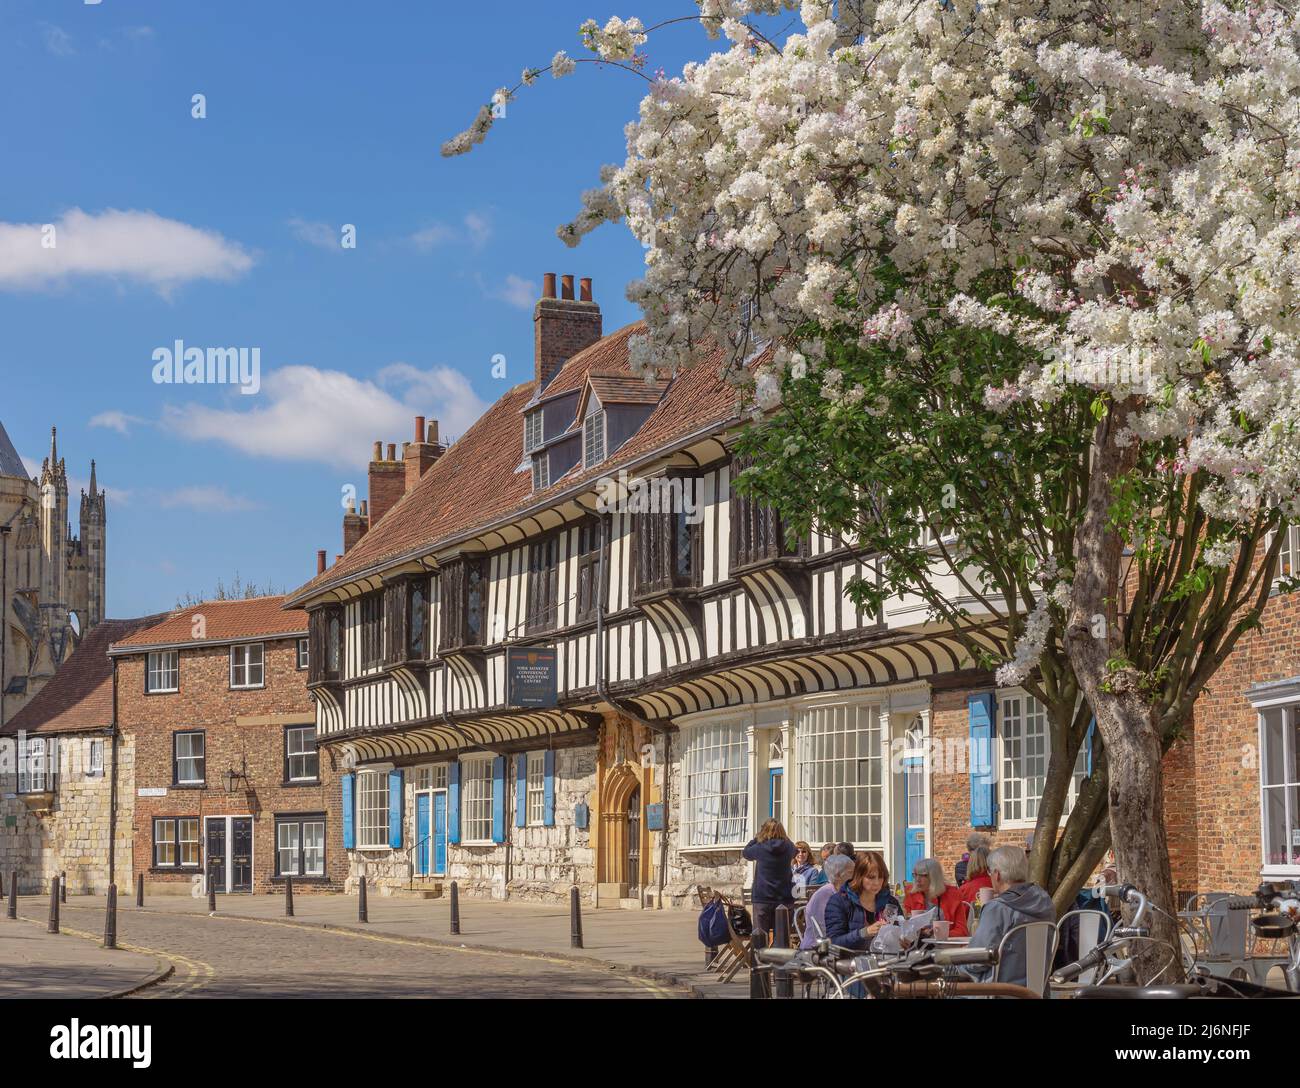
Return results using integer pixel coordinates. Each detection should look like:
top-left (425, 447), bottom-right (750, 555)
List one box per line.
top-left (449, 880), bottom-right (460, 935)
top-left (773, 905), bottom-right (793, 999)
top-left (357, 875), bottom-right (368, 923)
top-left (6, 871), bottom-right (16, 919)
top-left (284, 875), bottom-right (294, 917)
top-left (60, 870), bottom-right (67, 904)
top-left (104, 884), bottom-right (117, 949)
top-left (749, 929), bottom-right (769, 999)
top-left (136, 873), bottom-right (144, 908)
top-left (570, 885), bottom-right (584, 949)
top-left (207, 865), bottom-right (217, 912)
top-left (48, 876), bottom-right (60, 934)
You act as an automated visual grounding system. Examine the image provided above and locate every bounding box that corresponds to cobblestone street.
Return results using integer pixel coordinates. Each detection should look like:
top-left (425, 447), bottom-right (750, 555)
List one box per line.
top-left (12, 900), bottom-right (686, 999)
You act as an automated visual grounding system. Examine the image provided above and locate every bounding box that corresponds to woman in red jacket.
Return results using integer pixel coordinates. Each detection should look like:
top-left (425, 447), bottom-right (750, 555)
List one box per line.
top-left (903, 857), bottom-right (969, 936)
top-left (959, 846), bottom-right (993, 904)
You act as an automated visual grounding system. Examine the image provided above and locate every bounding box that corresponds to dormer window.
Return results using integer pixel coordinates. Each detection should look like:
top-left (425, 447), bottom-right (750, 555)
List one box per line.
top-left (583, 409), bottom-right (606, 469)
top-left (524, 410), bottom-right (543, 454)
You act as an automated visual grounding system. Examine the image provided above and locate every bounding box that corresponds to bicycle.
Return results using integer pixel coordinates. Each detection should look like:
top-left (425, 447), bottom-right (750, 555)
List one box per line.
top-left (1051, 883), bottom-right (1180, 990)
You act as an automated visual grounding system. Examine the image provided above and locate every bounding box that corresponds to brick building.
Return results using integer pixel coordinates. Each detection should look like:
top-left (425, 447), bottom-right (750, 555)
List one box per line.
top-left (0, 614), bottom-right (162, 894)
top-left (110, 598), bottom-right (346, 896)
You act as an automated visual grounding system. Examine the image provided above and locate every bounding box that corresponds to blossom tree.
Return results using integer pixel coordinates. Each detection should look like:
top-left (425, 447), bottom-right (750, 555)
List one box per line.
top-left (445, 0), bottom-right (1300, 969)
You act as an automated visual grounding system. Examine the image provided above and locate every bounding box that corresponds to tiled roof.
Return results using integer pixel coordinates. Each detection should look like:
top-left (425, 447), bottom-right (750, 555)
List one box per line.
top-left (587, 372), bottom-right (666, 406)
top-left (1, 615), bottom-right (168, 736)
top-left (287, 322), bottom-right (768, 604)
top-left (110, 596), bottom-right (307, 651)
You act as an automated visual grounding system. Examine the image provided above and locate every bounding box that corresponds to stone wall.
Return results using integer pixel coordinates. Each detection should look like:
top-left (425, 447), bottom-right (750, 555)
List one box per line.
top-left (0, 733), bottom-right (133, 895)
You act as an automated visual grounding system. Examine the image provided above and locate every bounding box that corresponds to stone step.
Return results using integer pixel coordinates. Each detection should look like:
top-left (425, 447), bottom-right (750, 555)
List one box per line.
top-left (381, 884), bottom-right (443, 900)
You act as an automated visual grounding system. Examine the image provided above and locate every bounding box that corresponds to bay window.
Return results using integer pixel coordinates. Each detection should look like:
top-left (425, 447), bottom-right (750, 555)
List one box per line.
top-left (1260, 704), bottom-right (1300, 872)
top-left (795, 702), bottom-right (883, 846)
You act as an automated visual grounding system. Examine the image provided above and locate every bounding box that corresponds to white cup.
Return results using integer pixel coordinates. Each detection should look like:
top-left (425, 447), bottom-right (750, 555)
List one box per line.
top-left (932, 919), bottom-right (951, 941)
top-left (977, 887), bottom-right (994, 905)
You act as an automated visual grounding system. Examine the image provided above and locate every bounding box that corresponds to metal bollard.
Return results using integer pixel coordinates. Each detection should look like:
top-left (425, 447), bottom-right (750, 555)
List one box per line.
top-left (60, 870), bottom-right (67, 904)
top-left (284, 875), bottom-right (294, 917)
top-left (570, 885), bottom-right (584, 949)
top-left (749, 929), bottom-right (768, 999)
top-left (6, 871), bottom-right (16, 919)
top-left (104, 884), bottom-right (117, 949)
top-left (358, 875), bottom-right (368, 923)
top-left (773, 905), bottom-right (793, 999)
top-left (449, 880), bottom-right (460, 935)
top-left (207, 865), bottom-right (217, 913)
top-left (48, 876), bottom-right (60, 934)
top-left (136, 873), bottom-right (144, 908)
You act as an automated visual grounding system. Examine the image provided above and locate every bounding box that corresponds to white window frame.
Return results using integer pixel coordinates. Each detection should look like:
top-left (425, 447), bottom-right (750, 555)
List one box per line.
top-left (285, 725), bottom-right (319, 783)
top-left (525, 751), bottom-right (546, 826)
top-left (1253, 690), bottom-right (1300, 878)
top-left (793, 697), bottom-right (884, 849)
top-left (174, 731), bottom-right (205, 786)
top-left (1272, 522), bottom-right (1299, 590)
top-left (230, 643), bottom-right (265, 689)
top-left (531, 455), bottom-right (550, 491)
top-left (680, 717), bottom-right (750, 849)
top-left (146, 650), bottom-right (179, 693)
top-left (996, 688), bottom-right (1087, 830)
top-left (88, 739), bottom-right (104, 777)
top-left (524, 410), bottom-right (543, 453)
top-left (461, 756), bottom-right (494, 845)
top-left (18, 736), bottom-right (50, 794)
top-left (277, 821), bottom-right (300, 876)
top-left (296, 638), bottom-right (309, 670)
top-left (356, 770), bottom-right (391, 851)
top-left (583, 408), bottom-right (606, 469)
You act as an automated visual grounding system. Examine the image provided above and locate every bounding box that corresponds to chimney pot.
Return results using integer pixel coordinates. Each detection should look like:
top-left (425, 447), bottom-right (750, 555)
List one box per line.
top-left (543, 272), bottom-right (557, 299)
top-left (415, 415), bottom-right (426, 443)
top-left (360, 500), bottom-right (368, 516)
top-left (386, 443), bottom-right (396, 461)
top-left (580, 277), bottom-right (593, 302)
top-left (402, 441), bottom-right (410, 457)
top-left (316, 549), bottom-right (327, 575)
top-left (372, 441), bottom-right (382, 462)
top-left (335, 554), bottom-right (343, 565)
top-left (561, 274), bottom-right (575, 300)
top-left (427, 419), bottom-right (439, 444)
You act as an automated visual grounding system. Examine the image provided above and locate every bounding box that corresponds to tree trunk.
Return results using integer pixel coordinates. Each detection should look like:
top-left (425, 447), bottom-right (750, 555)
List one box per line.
top-left (1066, 399), bottom-right (1184, 982)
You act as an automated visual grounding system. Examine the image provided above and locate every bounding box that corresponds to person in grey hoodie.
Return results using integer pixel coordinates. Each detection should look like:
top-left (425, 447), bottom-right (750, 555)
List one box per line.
top-left (967, 845), bottom-right (1056, 991)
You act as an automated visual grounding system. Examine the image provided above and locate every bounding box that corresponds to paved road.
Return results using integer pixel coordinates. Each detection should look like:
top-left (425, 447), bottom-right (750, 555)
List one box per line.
top-left (20, 903), bottom-right (685, 999)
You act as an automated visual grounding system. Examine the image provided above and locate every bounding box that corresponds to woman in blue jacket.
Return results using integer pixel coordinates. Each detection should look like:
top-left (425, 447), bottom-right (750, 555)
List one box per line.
top-left (742, 820), bottom-right (797, 936)
top-left (824, 851), bottom-right (902, 951)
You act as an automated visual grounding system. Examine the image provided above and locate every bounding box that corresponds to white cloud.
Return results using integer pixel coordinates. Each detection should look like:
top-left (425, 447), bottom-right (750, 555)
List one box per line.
top-left (287, 217), bottom-right (340, 251)
top-left (89, 410), bottom-right (147, 435)
top-left (0, 208), bottom-right (253, 293)
top-left (156, 485), bottom-right (261, 513)
top-left (463, 211), bottom-right (492, 250)
top-left (160, 363), bottom-right (489, 470)
top-left (493, 274), bottom-right (537, 311)
top-left (407, 211), bottom-right (492, 253)
top-left (408, 223), bottom-right (456, 253)
top-left (41, 24), bottom-right (75, 57)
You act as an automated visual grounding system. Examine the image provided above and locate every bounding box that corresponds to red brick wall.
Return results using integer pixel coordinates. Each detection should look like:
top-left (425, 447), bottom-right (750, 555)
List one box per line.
top-left (118, 637), bottom-right (345, 895)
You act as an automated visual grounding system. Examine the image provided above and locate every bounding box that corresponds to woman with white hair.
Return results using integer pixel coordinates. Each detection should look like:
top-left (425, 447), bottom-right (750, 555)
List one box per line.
top-left (798, 852), bottom-right (855, 950)
top-left (903, 856), bottom-right (969, 936)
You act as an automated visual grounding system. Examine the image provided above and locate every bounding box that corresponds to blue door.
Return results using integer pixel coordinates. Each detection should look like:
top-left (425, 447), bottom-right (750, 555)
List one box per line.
top-left (415, 794), bottom-right (430, 876)
top-left (903, 756), bottom-right (925, 876)
top-left (432, 791), bottom-right (448, 876)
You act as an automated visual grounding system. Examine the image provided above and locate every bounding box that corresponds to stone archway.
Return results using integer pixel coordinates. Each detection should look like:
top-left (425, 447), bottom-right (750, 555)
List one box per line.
top-left (597, 760), bottom-right (644, 898)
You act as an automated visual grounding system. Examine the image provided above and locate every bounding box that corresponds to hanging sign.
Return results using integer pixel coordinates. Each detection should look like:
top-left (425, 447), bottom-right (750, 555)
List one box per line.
top-left (505, 646), bottom-right (557, 708)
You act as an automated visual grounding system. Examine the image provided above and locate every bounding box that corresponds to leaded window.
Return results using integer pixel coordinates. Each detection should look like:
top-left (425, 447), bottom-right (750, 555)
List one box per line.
top-left (681, 721), bottom-right (749, 847)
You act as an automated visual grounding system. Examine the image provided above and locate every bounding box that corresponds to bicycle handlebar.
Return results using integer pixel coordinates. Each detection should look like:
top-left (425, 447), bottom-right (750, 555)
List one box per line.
top-left (934, 946), bottom-right (996, 967)
top-left (1223, 896), bottom-right (1259, 911)
top-left (1052, 946), bottom-right (1105, 983)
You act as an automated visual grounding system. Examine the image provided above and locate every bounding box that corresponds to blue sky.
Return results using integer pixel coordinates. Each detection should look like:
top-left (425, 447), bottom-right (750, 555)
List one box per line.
top-left (0, 0), bottom-right (768, 616)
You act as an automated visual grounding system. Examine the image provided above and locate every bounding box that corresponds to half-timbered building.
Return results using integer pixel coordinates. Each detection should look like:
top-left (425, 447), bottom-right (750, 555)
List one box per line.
top-left (286, 273), bottom-right (1300, 907)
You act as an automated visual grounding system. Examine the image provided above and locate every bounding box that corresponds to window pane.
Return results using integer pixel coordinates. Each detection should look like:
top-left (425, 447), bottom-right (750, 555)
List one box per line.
top-left (1263, 709), bottom-right (1286, 786)
top-left (304, 822), bottom-right (325, 875)
top-left (358, 771), bottom-right (391, 849)
top-left (682, 721), bottom-right (748, 847)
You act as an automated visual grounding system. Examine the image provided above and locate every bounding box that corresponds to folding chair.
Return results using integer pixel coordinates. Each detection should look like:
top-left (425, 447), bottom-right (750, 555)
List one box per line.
top-left (994, 920), bottom-right (1059, 997)
top-left (792, 904), bottom-right (807, 945)
top-left (1055, 909), bottom-right (1113, 985)
top-left (717, 894), bottom-right (755, 983)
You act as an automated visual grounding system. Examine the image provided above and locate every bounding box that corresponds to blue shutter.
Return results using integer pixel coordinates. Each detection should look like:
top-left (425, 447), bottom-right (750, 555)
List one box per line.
top-left (543, 750), bottom-right (556, 827)
top-left (968, 692), bottom-right (996, 827)
top-left (516, 754), bottom-right (527, 828)
top-left (341, 773), bottom-right (355, 850)
top-left (492, 756), bottom-right (506, 843)
top-left (388, 769), bottom-right (404, 849)
top-left (1085, 717), bottom-right (1096, 777)
top-left (448, 762), bottom-right (460, 845)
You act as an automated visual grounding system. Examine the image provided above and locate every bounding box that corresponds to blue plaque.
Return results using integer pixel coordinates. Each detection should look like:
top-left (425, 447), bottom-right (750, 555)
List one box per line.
top-left (574, 801), bottom-right (589, 830)
top-left (645, 803), bottom-right (665, 831)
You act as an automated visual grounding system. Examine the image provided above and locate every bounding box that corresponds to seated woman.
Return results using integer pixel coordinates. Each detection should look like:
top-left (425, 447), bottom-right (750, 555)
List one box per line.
top-left (791, 841), bottom-right (826, 897)
top-left (903, 857), bottom-right (969, 936)
top-left (799, 853), bottom-right (854, 950)
top-left (958, 846), bottom-right (993, 905)
top-left (823, 851), bottom-right (902, 951)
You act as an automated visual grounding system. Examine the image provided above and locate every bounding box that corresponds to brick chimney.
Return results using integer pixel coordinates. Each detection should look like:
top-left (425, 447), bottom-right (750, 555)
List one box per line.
top-left (368, 440), bottom-right (405, 529)
top-left (534, 272), bottom-right (602, 390)
top-left (316, 549), bottom-right (327, 575)
top-left (343, 495), bottom-right (368, 554)
top-left (404, 415), bottom-right (445, 492)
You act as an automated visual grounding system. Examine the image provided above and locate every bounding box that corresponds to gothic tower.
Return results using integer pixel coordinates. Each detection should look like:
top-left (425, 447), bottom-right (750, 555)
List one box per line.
top-left (79, 459), bottom-right (106, 627)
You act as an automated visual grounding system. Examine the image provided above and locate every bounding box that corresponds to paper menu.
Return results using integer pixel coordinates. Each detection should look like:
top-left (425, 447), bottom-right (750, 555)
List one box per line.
top-left (869, 907), bottom-right (936, 954)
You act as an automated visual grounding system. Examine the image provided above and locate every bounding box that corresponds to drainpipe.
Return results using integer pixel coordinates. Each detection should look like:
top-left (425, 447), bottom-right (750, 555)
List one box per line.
top-left (1, 521), bottom-right (12, 730)
top-left (108, 659), bottom-right (119, 894)
top-left (593, 509), bottom-right (675, 908)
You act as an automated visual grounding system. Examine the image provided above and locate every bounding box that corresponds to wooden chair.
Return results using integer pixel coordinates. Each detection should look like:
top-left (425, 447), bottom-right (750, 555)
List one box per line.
top-left (716, 894), bottom-right (756, 983)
